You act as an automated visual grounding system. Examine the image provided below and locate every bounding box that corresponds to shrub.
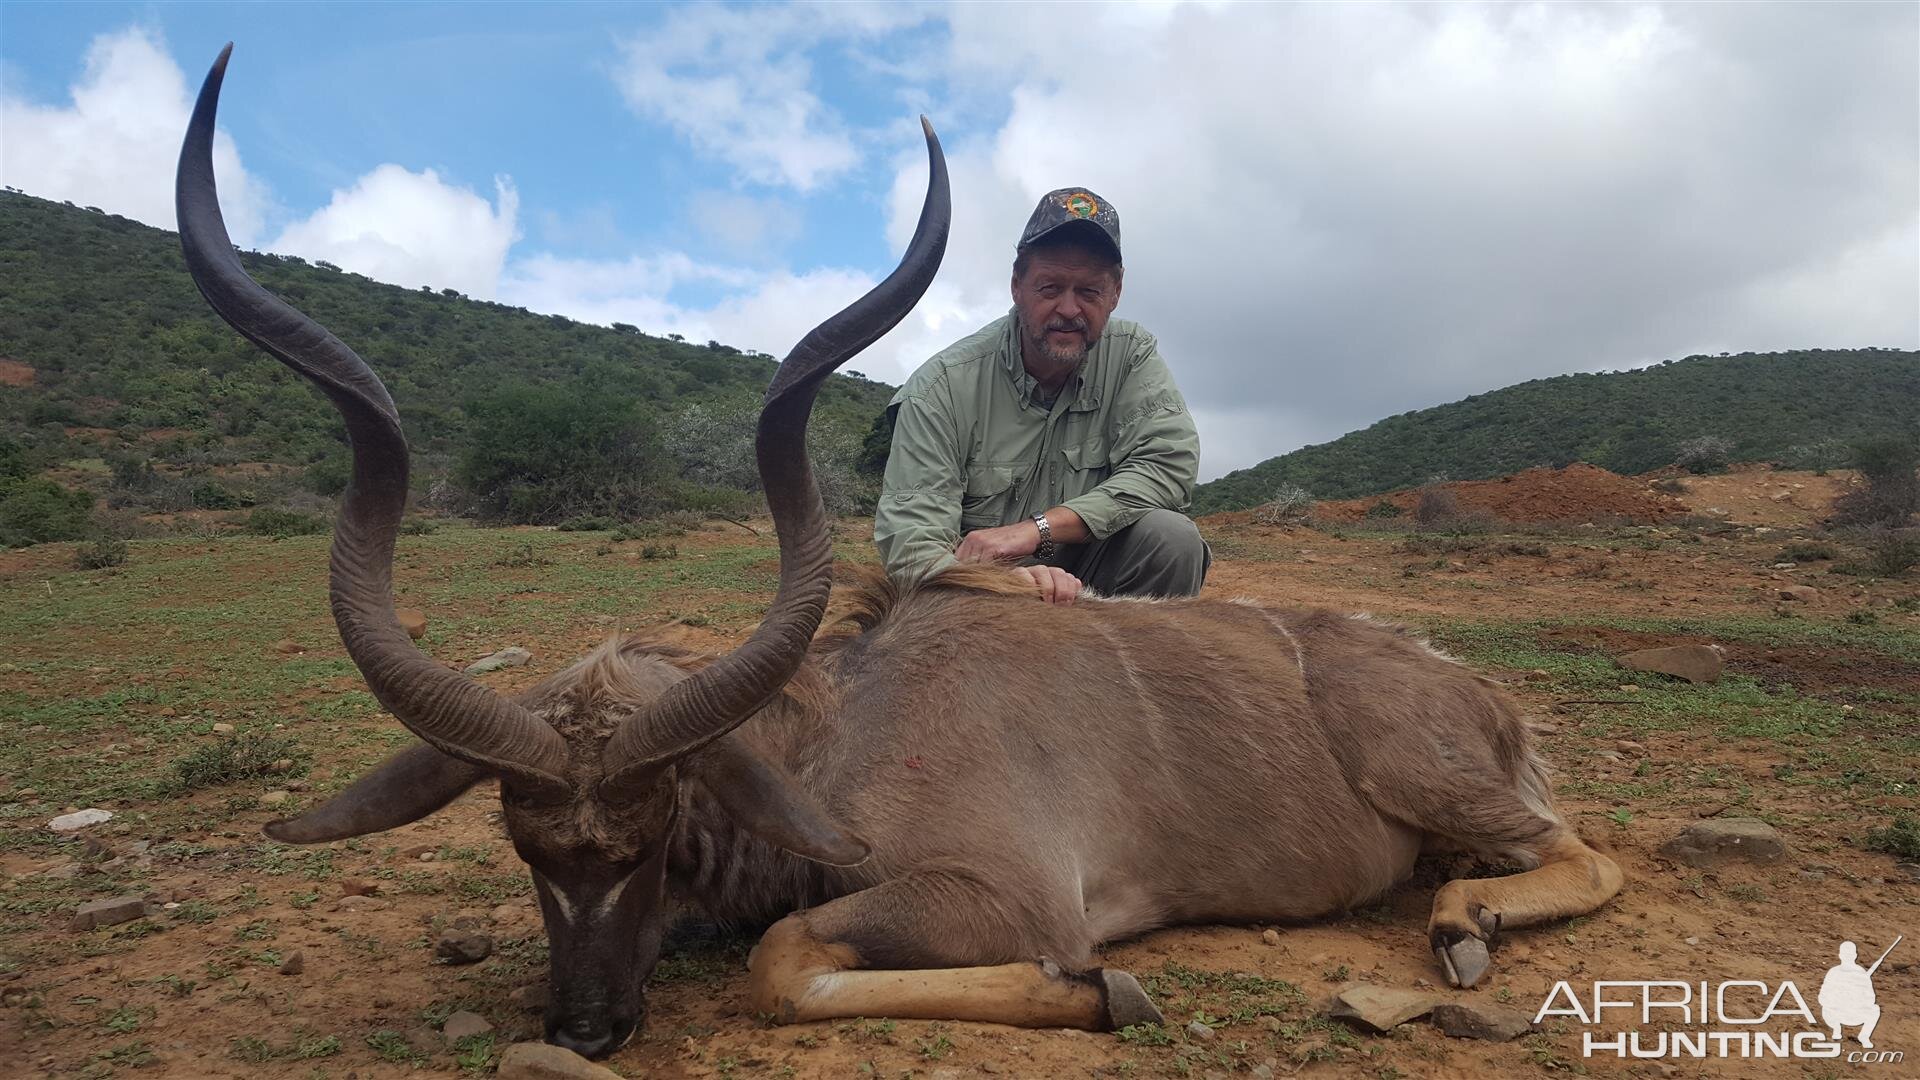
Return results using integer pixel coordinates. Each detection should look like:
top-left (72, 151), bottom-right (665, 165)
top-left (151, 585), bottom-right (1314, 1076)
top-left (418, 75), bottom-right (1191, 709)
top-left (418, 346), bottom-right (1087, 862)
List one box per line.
top-left (556, 516), bottom-right (616, 532)
top-left (244, 508), bottom-right (328, 538)
top-left (1250, 483), bottom-right (1316, 526)
top-left (1364, 500), bottom-right (1403, 519)
top-left (458, 383), bottom-right (674, 524)
top-left (612, 521), bottom-right (678, 542)
top-left (0, 477), bottom-right (95, 546)
top-left (1650, 477), bottom-right (1689, 495)
top-left (640, 544), bottom-right (679, 560)
top-left (398, 517), bottom-right (440, 535)
top-left (1863, 527), bottom-right (1920, 577)
top-left (191, 480), bottom-right (247, 510)
top-left (304, 451), bottom-right (350, 497)
top-left (73, 536), bottom-right (128, 569)
top-left (172, 731), bottom-right (309, 792)
top-left (1861, 813), bottom-right (1920, 859)
top-left (1776, 541), bottom-right (1837, 563)
top-left (1830, 436), bottom-right (1919, 527)
top-left (1674, 435), bottom-right (1735, 475)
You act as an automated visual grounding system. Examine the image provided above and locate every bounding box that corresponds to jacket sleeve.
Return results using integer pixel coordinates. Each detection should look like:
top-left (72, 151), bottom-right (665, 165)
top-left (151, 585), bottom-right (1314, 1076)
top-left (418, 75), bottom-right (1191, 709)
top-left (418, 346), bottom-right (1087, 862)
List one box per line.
top-left (873, 380), bottom-right (965, 583)
top-left (1061, 334), bottom-right (1199, 539)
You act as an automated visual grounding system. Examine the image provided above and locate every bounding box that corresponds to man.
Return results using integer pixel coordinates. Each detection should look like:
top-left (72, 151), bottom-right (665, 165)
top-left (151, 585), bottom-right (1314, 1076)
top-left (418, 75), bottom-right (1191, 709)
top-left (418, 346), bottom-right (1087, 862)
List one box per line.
top-left (874, 187), bottom-right (1207, 605)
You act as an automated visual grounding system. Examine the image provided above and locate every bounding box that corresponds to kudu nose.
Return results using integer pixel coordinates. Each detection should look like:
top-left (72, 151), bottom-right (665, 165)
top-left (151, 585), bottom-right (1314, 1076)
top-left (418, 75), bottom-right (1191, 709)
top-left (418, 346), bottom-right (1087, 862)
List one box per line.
top-left (547, 1015), bottom-right (617, 1060)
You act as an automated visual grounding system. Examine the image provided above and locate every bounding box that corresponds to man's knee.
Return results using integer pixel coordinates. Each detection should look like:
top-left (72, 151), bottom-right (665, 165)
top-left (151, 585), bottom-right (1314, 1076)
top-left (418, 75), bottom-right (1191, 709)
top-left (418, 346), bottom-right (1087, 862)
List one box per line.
top-left (1126, 510), bottom-right (1206, 563)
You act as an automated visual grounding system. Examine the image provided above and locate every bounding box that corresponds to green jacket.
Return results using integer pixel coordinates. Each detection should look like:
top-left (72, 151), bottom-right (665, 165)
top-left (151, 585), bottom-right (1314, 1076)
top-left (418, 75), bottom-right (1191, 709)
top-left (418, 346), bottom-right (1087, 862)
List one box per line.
top-left (874, 313), bottom-right (1200, 582)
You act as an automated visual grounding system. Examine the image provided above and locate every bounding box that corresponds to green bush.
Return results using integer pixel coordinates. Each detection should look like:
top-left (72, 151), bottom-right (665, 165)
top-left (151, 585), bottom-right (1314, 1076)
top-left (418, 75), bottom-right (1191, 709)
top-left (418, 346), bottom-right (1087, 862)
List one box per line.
top-left (172, 731), bottom-right (309, 792)
top-left (191, 480), bottom-right (246, 510)
top-left (73, 536), bottom-right (128, 569)
top-left (1675, 435), bottom-right (1735, 474)
top-left (0, 476), bottom-right (95, 546)
top-left (1861, 812), bottom-right (1920, 859)
top-left (304, 451), bottom-right (350, 497)
top-left (1776, 541), bottom-right (1837, 562)
top-left (1364, 499), bottom-right (1403, 519)
top-left (458, 383), bottom-right (675, 524)
top-left (244, 508), bottom-right (328, 538)
top-left (1832, 436), bottom-right (1918, 527)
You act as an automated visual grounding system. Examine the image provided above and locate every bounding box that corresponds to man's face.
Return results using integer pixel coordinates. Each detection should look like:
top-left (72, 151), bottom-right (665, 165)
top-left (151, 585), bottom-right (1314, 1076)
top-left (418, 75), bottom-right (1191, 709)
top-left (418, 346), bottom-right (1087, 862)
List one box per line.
top-left (1011, 243), bottom-right (1122, 375)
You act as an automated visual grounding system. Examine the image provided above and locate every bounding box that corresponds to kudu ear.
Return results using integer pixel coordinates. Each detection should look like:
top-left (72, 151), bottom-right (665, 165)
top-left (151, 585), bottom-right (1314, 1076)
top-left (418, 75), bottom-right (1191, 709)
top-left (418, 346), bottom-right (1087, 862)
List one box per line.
top-left (264, 742), bottom-right (490, 844)
top-left (689, 738), bottom-right (869, 867)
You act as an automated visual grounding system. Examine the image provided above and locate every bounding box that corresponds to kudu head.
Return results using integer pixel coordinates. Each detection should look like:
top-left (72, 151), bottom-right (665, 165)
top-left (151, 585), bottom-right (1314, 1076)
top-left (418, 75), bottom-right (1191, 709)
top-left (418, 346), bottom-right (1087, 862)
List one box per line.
top-left (176, 45), bottom-right (948, 1059)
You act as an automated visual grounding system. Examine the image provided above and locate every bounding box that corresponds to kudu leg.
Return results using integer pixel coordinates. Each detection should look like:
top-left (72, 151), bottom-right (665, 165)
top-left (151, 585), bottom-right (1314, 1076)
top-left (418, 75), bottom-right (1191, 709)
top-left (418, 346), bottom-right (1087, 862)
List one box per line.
top-left (747, 874), bottom-right (1162, 1030)
top-left (1427, 831), bottom-right (1623, 988)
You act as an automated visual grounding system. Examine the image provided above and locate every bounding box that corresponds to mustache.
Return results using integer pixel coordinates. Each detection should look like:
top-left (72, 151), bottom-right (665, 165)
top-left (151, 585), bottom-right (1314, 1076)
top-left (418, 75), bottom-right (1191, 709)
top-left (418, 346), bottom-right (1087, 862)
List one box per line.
top-left (1045, 320), bottom-right (1088, 334)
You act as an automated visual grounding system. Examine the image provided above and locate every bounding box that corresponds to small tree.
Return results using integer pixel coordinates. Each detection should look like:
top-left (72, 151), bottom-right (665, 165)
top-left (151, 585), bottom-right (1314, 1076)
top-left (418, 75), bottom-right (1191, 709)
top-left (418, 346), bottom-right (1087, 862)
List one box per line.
top-left (1674, 435), bottom-right (1735, 475)
top-left (1831, 436), bottom-right (1919, 528)
top-left (458, 383), bottom-right (674, 523)
top-left (1251, 483), bottom-right (1316, 526)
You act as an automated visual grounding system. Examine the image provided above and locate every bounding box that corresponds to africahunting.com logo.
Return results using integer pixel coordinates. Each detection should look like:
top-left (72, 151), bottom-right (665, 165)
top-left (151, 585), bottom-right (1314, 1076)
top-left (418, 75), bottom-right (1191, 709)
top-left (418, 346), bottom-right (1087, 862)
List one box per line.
top-left (1535, 936), bottom-right (1903, 1063)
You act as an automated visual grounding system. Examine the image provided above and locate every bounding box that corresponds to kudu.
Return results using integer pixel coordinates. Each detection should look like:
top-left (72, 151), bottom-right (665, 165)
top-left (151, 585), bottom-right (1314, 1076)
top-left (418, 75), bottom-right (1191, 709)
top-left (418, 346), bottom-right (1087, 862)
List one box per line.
top-left (179, 46), bottom-right (1622, 1060)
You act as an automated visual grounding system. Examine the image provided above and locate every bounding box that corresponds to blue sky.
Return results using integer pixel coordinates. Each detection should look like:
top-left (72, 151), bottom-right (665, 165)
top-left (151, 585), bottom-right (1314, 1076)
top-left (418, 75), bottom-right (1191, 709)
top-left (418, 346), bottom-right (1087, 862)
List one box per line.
top-left (3, 2), bottom-right (1915, 479)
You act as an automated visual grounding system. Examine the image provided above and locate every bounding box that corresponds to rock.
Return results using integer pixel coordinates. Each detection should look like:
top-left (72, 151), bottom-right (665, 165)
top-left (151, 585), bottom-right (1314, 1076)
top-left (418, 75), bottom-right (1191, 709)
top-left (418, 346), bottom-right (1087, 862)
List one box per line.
top-left (334, 894), bottom-right (392, 913)
top-left (507, 984), bottom-right (549, 1013)
top-left (435, 930), bottom-right (493, 965)
top-left (48, 808), bottom-right (113, 832)
top-left (1617, 645), bottom-right (1723, 685)
top-left (495, 1042), bottom-right (626, 1079)
top-left (1659, 819), bottom-right (1787, 868)
top-left (1615, 740), bottom-right (1647, 755)
top-left (396, 608), bottom-right (429, 640)
top-left (1186, 1019), bottom-right (1215, 1041)
top-left (491, 904), bottom-right (521, 923)
top-left (1329, 984), bottom-right (1439, 1032)
top-left (1430, 1002), bottom-right (1534, 1041)
top-left (259, 791), bottom-right (290, 807)
top-left (278, 950), bottom-right (304, 976)
top-left (69, 895), bottom-right (151, 931)
top-left (1256, 1015), bottom-right (1283, 1033)
top-left (465, 647), bottom-right (533, 675)
top-left (339, 878), bottom-right (381, 897)
top-left (442, 1010), bottom-right (494, 1043)
top-left (272, 639), bottom-right (305, 655)
top-left (210, 723), bottom-right (235, 734)
top-left (1260, 928), bottom-right (1282, 947)
top-left (1778, 585), bottom-right (1819, 602)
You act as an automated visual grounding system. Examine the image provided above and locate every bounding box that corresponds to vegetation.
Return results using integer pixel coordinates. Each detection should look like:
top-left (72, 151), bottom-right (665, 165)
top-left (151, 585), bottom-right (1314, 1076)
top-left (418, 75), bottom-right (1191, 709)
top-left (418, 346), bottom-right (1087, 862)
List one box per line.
top-left (1196, 348), bottom-right (1919, 513)
top-left (0, 192), bottom-right (894, 537)
top-left (1832, 435), bottom-right (1919, 527)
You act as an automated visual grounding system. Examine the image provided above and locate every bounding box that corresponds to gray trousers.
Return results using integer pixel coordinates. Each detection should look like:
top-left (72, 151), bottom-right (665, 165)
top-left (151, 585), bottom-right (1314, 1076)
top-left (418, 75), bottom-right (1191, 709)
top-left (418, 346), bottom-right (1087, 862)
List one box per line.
top-left (1038, 508), bottom-right (1211, 599)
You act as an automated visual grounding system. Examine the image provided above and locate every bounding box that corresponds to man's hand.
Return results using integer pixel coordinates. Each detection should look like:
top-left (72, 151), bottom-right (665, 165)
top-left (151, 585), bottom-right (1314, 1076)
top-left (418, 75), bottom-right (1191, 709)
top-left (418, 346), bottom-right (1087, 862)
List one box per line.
top-left (1014, 564), bottom-right (1082, 606)
top-left (954, 520), bottom-right (1041, 564)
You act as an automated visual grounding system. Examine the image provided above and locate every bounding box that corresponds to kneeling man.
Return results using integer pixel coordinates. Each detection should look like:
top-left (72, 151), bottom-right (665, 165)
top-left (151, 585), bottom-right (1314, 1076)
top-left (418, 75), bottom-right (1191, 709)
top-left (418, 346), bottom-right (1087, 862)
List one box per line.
top-left (874, 188), bottom-right (1208, 605)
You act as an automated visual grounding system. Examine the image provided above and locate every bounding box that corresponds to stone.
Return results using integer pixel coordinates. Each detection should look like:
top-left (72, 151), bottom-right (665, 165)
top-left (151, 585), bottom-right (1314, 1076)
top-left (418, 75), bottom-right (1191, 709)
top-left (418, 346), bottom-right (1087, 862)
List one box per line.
top-left (70, 895), bottom-right (151, 931)
top-left (1329, 984), bottom-right (1439, 1032)
top-left (465, 647), bottom-right (533, 675)
top-left (1260, 928), bottom-right (1281, 947)
top-left (1186, 1019), bottom-right (1215, 1041)
top-left (491, 904), bottom-right (521, 923)
top-left (396, 608), bottom-right (429, 640)
top-left (47, 808), bottom-right (113, 832)
top-left (507, 984), bottom-right (549, 1013)
top-left (442, 1010), bottom-right (494, 1043)
top-left (278, 950), bottom-right (304, 976)
top-left (334, 894), bottom-right (392, 913)
top-left (259, 791), bottom-right (291, 808)
top-left (495, 1042), bottom-right (626, 1080)
top-left (435, 930), bottom-right (493, 965)
top-left (272, 639), bottom-right (305, 655)
top-left (1617, 645), bottom-right (1723, 685)
top-left (1778, 585), bottom-right (1819, 602)
top-left (210, 723), bottom-right (235, 734)
top-left (1659, 819), bottom-right (1787, 868)
top-left (1430, 1002), bottom-right (1535, 1041)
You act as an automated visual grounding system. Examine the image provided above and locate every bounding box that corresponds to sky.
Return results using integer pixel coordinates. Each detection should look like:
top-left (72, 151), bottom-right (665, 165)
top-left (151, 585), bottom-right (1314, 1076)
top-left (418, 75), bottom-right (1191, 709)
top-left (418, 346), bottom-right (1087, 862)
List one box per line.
top-left (2, 2), bottom-right (1914, 482)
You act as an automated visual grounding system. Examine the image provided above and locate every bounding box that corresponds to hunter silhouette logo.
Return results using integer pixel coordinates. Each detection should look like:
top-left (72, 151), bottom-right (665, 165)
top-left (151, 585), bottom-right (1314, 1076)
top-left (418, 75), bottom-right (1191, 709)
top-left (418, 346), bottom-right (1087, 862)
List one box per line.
top-left (1820, 937), bottom-right (1900, 1049)
top-left (1536, 935), bottom-right (1905, 1063)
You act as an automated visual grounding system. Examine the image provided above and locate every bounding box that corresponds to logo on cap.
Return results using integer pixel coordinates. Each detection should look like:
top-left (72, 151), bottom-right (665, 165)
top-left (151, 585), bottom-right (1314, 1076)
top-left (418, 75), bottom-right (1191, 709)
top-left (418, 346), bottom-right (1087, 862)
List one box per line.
top-left (1062, 192), bottom-right (1099, 219)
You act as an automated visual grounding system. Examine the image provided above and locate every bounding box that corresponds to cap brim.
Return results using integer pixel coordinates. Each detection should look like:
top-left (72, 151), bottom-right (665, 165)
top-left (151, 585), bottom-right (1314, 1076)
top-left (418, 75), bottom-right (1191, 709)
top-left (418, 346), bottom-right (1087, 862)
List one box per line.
top-left (1018, 218), bottom-right (1121, 261)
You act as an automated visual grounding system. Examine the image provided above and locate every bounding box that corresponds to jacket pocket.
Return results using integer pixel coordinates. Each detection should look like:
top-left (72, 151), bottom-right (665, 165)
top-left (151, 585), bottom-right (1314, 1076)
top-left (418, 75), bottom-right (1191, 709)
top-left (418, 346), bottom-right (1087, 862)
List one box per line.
top-left (960, 464), bottom-right (1018, 530)
top-left (1061, 440), bottom-right (1112, 485)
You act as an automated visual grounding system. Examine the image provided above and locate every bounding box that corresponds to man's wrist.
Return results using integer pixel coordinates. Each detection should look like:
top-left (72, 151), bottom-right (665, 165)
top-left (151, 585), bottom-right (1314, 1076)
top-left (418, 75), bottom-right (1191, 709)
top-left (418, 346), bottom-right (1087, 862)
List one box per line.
top-left (1031, 514), bottom-right (1054, 560)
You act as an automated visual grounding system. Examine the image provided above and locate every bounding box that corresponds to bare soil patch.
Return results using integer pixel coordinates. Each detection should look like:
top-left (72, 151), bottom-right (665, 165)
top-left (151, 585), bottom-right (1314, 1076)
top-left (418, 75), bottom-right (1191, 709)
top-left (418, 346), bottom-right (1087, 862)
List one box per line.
top-left (0, 357), bottom-right (34, 387)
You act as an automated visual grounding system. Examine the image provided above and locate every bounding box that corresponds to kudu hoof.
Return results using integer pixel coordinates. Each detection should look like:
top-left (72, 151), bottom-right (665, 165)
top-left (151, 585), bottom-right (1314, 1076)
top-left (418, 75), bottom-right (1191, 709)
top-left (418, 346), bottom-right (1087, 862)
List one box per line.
top-left (1432, 934), bottom-right (1491, 988)
top-left (1099, 968), bottom-right (1165, 1030)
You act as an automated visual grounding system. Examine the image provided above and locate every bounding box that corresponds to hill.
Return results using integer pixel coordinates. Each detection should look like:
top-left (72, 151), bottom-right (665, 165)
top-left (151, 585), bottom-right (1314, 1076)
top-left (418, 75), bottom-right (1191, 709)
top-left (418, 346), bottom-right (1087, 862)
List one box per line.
top-left (0, 192), bottom-right (894, 517)
top-left (1194, 348), bottom-right (1919, 514)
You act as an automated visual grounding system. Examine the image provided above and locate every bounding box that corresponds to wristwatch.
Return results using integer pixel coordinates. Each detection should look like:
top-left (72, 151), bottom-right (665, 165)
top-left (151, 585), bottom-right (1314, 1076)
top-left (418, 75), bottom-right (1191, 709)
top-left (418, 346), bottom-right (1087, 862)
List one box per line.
top-left (1032, 513), bottom-right (1055, 561)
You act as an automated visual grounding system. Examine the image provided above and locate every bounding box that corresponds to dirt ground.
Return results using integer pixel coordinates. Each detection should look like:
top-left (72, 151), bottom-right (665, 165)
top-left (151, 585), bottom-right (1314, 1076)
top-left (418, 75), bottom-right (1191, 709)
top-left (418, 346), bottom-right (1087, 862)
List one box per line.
top-left (2, 466), bottom-right (1916, 1079)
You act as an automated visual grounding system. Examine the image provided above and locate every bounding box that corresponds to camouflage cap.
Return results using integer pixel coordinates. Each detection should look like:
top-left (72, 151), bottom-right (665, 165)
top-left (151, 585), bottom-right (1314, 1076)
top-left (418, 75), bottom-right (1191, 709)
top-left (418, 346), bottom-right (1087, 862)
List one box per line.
top-left (1017, 187), bottom-right (1121, 262)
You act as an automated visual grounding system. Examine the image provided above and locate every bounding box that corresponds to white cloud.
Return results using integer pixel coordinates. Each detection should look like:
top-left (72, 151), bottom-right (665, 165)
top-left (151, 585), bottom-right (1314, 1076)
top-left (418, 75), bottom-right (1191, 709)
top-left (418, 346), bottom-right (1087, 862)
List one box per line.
top-left (0, 27), bottom-right (269, 244)
top-left (611, 2), bottom-right (932, 191)
top-left (873, 2), bottom-right (1918, 479)
top-left (273, 166), bottom-right (520, 298)
top-left (686, 190), bottom-right (803, 261)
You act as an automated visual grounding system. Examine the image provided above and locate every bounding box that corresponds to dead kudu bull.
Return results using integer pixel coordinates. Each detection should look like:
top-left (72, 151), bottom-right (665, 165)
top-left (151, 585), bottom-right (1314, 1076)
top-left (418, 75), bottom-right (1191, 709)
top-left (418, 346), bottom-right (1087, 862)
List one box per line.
top-left (179, 46), bottom-right (1621, 1060)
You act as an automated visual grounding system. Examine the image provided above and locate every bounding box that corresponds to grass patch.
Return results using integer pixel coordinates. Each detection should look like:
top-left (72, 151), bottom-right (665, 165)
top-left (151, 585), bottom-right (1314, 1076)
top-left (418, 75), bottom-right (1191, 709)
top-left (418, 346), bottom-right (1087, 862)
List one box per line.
top-left (171, 731), bottom-right (309, 793)
top-left (1861, 813), bottom-right (1920, 858)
